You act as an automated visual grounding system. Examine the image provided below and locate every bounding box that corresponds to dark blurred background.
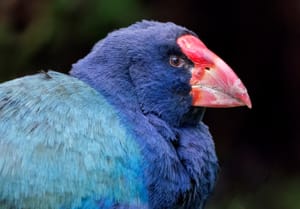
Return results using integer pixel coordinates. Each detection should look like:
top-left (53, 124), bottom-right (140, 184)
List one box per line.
top-left (0, 0), bottom-right (299, 208)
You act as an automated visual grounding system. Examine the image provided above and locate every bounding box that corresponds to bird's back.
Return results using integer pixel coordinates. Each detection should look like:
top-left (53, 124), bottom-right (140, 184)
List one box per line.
top-left (0, 71), bottom-right (147, 209)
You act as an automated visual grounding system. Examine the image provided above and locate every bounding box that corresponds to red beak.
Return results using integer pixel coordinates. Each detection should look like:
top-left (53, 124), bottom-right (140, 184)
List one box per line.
top-left (177, 35), bottom-right (252, 108)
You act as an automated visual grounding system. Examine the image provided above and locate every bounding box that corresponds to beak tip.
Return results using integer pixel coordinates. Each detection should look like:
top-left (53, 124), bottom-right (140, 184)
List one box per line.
top-left (246, 102), bottom-right (252, 109)
top-left (240, 93), bottom-right (252, 109)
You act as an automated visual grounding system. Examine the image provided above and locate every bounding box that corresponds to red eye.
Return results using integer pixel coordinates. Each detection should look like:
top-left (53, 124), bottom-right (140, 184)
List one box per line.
top-left (169, 55), bottom-right (185, 68)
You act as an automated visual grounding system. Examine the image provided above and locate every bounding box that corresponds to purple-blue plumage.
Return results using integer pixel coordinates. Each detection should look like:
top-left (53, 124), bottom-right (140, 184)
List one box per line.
top-left (71, 20), bottom-right (219, 209)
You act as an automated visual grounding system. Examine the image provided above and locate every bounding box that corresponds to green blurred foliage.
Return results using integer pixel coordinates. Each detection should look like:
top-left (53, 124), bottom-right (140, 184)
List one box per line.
top-left (207, 176), bottom-right (300, 209)
top-left (0, 0), bottom-right (147, 80)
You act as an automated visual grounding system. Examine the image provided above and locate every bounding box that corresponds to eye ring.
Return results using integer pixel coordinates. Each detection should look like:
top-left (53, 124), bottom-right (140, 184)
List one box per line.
top-left (169, 55), bottom-right (185, 68)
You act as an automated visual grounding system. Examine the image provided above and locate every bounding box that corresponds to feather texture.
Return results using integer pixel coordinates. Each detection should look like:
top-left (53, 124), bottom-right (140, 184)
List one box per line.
top-left (0, 71), bottom-right (147, 209)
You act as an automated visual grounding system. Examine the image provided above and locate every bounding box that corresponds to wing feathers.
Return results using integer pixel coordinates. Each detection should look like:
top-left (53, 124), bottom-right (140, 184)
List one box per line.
top-left (0, 71), bottom-right (146, 209)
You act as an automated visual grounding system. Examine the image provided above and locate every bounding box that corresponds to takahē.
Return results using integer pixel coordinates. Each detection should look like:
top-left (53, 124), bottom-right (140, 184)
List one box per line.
top-left (0, 20), bottom-right (251, 209)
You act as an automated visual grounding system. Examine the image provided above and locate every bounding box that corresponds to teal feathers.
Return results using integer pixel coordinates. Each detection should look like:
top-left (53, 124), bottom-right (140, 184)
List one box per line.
top-left (0, 71), bottom-right (146, 209)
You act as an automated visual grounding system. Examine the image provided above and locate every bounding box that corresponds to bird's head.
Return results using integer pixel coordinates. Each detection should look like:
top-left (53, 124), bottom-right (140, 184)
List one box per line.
top-left (70, 20), bottom-right (251, 126)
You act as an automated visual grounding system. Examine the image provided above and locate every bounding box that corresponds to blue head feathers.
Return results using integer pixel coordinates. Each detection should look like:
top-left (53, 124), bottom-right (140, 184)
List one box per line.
top-left (70, 20), bottom-right (198, 127)
top-left (70, 20), bottom-right (219, 209)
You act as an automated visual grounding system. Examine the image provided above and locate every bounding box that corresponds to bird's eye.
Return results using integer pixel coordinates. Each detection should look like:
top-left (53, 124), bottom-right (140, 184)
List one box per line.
top-left (169, 55), bottom-right (185, 68)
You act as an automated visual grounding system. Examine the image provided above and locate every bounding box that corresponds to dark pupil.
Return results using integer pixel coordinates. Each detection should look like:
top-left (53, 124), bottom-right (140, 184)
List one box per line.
top-left (171, 56), bottom-right (180, 66)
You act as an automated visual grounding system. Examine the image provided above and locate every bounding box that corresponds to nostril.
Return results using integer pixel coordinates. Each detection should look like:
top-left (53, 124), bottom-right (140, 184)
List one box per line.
top-left (204, 67), bottom-right (211, 71)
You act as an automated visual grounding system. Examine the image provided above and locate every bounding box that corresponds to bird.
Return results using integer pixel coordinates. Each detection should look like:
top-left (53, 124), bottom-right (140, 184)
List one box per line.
top-left (0, 20), bottom-right (251, 209)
